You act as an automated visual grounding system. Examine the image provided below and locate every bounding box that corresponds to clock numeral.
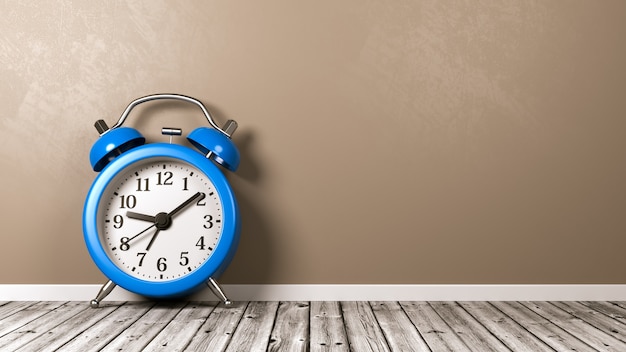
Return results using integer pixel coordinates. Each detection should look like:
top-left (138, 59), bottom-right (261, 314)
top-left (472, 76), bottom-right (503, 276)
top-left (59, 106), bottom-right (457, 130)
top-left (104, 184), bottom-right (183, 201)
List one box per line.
top-left (196, 193), bottom-right (206, 206)
top-left (119, 195), bottom-right (137, 209)
top-left (113, 215), bottom-right (124, 229)
top-left (195, 237), bottom-right (214, 251)
top-left (136, 178), bottom-right (150, 192)
top-left (157, 257), bottom-right (167, 272)
top-left (203, 215), bottom-right (214, 229)
top-left (179, 252), bottom-right (189, 266)
top-left (137, 252), bottom-right (146, 266)
top-left (196, 236), bottom-right (206, 250)
top-left (120, 237), bottom-right (131, 251)
top-left (156, 171), bottom-right (173, 186)
top-left (182, 177), bottom-right (189, 191)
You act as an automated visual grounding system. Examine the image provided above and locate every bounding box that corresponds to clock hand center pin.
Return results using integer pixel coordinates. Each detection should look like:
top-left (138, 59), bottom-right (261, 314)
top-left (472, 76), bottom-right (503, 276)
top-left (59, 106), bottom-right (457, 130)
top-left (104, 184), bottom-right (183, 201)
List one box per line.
top-left (145, 213), bottom-right (170, 251)
top-left (124, 192), bottom-right (204, 251)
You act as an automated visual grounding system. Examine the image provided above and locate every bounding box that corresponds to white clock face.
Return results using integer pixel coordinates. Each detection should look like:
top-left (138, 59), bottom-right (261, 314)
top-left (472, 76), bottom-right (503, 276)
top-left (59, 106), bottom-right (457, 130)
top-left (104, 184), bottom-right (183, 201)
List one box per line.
top-left (97, 157), bottom-right (223, 282)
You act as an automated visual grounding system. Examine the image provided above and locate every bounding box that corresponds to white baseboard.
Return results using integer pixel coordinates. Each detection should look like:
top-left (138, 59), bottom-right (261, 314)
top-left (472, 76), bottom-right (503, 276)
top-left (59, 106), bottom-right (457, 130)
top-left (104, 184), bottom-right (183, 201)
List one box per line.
top-left (1, 284), bottom-right (625, 301)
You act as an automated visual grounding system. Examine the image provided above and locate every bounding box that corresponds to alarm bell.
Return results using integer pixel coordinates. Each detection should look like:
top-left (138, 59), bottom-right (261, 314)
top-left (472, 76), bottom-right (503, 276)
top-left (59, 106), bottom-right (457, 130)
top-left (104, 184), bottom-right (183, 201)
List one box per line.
top-left (89, 120), bottom-right (145, 172)
top-left (187, 122), bottom-right (240, 171)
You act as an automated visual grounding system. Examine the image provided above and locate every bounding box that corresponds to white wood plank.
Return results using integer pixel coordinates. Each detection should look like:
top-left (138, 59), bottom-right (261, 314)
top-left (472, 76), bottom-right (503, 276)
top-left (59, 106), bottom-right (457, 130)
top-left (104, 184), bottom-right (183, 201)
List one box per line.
top-left (310, 301), bottom-right (349, 352)
top-left (520, 301), bottom-right (626, 351)
top-left (268, 301), bottom-right (309, 352)
top-left (341, 301), bottom-right (390, 352)
top-left (13, 302), bottom-right (119, 352)
top-left (102, 301), bottom-right (186, 351)
top-left (491, 301), bottom-right (593, 351)
top-left (0, 301), bottom-right (37, 321)
top-left (370, 301), bottom-right (430, 351)
top-left (0, 301), bottom-right (67, 340)
top-left (183, 301), bottom-right (247, 352)
top-left (580, 301), bottom-right (626, 325)
top-left (429, 302), bottom-right (509, 351)
top-left (225, 301), bottom-right (279, 352)
top-left (399, 301), bottom-right (471, 352)
top-left (57, 302), bottom-right (155, 351)
top-left (0, 301), bottom-right (86, 351)
top-left (551, 301), bottom-right (626, 343)
top-left (459, 301), bottom-right (552, 351)
top-left (142, 302), bottom-right (216, 351)
top-left (610, 302), bottom-right (626, 310)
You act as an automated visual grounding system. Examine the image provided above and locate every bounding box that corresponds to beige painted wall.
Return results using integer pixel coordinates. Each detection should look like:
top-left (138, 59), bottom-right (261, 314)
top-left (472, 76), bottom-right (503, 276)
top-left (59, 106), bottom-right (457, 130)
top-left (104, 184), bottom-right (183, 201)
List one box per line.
top-left (1, 1), bottom-right (625, 285)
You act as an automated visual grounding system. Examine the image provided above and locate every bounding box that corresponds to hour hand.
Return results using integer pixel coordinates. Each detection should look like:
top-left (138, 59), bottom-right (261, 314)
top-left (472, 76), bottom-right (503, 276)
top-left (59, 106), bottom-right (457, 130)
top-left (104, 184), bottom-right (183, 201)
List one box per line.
top-left (126, 211), bottom-right (157, 223)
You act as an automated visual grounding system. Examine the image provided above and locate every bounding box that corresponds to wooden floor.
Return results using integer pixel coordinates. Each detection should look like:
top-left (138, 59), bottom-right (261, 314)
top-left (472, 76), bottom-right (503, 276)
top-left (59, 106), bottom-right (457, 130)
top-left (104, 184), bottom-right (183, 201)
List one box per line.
top-left (0, 301), bottom-right (624, 351)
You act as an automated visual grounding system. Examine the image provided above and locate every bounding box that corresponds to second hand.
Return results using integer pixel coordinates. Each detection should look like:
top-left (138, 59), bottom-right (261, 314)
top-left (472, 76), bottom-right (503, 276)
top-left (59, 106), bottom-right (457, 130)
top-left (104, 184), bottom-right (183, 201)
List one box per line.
top-left (123, 223), bottom-right (156, 245)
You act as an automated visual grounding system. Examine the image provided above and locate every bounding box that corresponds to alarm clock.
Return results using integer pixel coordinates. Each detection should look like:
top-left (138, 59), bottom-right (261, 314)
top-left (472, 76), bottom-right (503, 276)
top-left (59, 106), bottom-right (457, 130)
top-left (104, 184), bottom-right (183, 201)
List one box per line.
top-left (83, 94), bottom-right (241, 307)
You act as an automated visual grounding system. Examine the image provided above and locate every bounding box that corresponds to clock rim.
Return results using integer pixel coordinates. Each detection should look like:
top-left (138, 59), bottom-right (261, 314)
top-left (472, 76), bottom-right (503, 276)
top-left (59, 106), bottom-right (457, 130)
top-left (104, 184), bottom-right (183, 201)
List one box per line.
top-left (83, 143), bottom-right (240, 298)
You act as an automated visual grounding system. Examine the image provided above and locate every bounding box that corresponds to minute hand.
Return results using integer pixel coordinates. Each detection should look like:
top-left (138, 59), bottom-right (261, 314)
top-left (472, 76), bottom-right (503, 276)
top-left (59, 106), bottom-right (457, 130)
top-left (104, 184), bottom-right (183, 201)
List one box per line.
top-left (144, 192), bottom-right (206, 252)
top-left (168, 192), bottom-right (205, 217)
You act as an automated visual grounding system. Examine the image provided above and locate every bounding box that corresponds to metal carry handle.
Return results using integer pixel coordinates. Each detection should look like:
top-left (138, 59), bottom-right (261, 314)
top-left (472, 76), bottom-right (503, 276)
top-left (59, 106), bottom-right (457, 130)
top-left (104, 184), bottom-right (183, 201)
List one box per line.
top-left (105, 94), bottom-right (234, 137)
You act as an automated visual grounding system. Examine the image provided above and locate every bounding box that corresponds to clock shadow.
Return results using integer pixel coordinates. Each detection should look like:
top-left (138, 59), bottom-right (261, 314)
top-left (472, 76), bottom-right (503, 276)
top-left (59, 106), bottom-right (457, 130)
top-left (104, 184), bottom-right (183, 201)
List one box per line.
top-left (220, 189), bottom-right (275, 286)
top-left (218, 129), bottom-right (276, 287)
top-left (230, 130), bottom-right (262, 182)
top-left (196, 108), bottom-right (274, 288)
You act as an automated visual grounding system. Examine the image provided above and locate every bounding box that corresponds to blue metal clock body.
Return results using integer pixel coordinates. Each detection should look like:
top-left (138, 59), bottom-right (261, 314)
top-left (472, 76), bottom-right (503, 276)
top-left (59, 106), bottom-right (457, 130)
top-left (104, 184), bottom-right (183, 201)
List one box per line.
top-left (82, 94), bottom-right (241, 306)
top-left (83, 143), bottom-right (240, 298)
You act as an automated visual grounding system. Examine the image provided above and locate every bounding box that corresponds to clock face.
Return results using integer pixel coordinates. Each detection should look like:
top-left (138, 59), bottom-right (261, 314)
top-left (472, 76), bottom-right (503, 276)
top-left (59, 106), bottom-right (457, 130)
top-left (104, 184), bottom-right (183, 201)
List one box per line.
top-left (96, 157), bottom-right (223, 282)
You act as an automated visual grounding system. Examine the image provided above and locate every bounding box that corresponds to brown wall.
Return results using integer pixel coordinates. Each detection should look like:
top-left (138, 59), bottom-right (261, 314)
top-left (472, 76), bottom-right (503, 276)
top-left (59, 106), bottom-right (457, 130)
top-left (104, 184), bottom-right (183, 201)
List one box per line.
top-left (1, 1), bottom-right (625, 285)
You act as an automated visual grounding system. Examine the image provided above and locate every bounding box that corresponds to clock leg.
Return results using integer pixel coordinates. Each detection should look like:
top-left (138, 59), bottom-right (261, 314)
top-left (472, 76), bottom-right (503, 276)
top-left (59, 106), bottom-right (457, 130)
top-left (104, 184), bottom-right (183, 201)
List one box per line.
top-left (206, 277), bottom-right (232, 306)
top-left (90, 280), bottom-right (116, 308)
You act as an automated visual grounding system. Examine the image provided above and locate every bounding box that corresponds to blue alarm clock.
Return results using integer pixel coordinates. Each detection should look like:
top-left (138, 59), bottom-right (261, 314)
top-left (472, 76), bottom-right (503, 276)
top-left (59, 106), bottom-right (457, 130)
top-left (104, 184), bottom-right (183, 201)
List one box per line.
top-left (83, 94), bottom-right (241, 307)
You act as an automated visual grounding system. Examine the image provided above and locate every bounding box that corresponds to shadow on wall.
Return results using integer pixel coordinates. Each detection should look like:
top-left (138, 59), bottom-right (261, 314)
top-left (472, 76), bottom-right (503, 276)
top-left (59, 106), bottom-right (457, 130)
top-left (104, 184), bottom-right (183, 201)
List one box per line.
top-left (220, 128), bottom-right (277, 286)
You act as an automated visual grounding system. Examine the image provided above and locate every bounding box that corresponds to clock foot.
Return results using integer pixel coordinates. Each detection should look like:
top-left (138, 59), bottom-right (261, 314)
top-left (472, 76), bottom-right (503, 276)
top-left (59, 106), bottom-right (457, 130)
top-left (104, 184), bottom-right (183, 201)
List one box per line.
top-left (206, 277), bottom-right (232, 305)
top-left (90, 280), bottom-right (116, 308)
